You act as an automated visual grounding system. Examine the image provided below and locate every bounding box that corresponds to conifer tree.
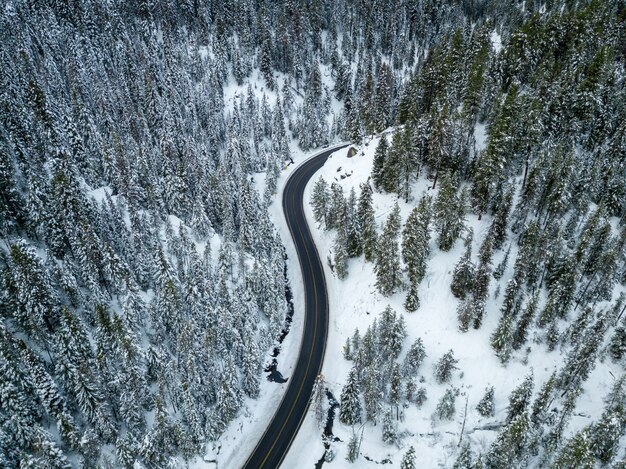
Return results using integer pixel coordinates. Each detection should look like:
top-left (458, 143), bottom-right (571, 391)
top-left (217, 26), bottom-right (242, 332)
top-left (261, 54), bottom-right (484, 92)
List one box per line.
top-left (485, 412), bottom-right (529, 469)
top-left (477, 386), bottom-right (495, 417)
top-left (551, 430), bottom-right (594, 469)
top-left (381, 408), bottom-right (397, 444)
top-left (490, 187), bottom-right (514, 250)
top-left (402, 196), bottom-right (432, 285)
top-left (339, 368), bottom-right (362, 426)
top-left (451, 231), bottom-right (475, 299)
top-left (434, 350), bottom-right (459, 384)
top-left (512, 292), bottom-right (539, 350)
top-left (372, 136), bottom-right (389, 190)
top-left (346, 432), bottom-right (360, 462)
top-left (311, 177), bottom-right (329, 226)
top-left (363, 362), bottom-right (383, 425)
top-left (375, 203), bottom-right (402, 296)
top-left (506, 373), bottom-right (533, 424)
top-left (382, 132), bottom-right (403, 194)
top-left (357, 181), bottom-right (378, 262)
top-left (434, 172), bottom-right (464, 251)
top-left (389, 363), bottom-right (402, 419)
top-left (453, 443), bottom-right (473, 469)
top-left (401, 446), bottom-right (417, 469)
top-left (402, 338), bottom-right (427, 378)
top-left (346, 188), bottom-right (362, 257)
top-left (433, 387), bottom-right (459, 422)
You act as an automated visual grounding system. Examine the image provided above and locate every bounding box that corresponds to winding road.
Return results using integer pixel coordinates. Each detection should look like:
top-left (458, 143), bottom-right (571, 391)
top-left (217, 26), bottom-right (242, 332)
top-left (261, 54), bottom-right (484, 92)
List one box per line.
top-left (242, 144), bottom-right (349, 469)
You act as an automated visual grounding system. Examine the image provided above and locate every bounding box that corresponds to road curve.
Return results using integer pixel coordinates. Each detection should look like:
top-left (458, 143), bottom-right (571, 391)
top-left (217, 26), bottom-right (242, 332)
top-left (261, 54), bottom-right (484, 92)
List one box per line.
top-left (242, 144), bottom-right (349, 469)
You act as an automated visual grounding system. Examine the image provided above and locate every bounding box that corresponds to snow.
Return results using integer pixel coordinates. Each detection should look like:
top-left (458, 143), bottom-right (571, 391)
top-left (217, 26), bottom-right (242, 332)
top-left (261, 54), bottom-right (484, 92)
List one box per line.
top-left (88, 185), bottom-right (112, 203)
top-left (280, 132), bottom-right (624, 468)
top-left (490, 31), bottom-right (503, 54)
top-left (474, 122), bottom-right (488, 153)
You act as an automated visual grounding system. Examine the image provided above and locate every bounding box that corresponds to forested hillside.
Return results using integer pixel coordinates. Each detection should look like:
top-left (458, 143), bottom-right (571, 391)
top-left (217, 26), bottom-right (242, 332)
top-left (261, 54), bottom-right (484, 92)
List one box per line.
top-left (1, 0), bottom-right (625, 467)
top-left (303, 1), bottom-right (626, 467)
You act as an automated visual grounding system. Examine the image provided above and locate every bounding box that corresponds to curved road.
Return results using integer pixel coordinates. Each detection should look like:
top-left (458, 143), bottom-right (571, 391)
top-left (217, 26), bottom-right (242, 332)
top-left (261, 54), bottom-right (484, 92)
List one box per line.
top-left (242, 144), bottom-right (349, 469)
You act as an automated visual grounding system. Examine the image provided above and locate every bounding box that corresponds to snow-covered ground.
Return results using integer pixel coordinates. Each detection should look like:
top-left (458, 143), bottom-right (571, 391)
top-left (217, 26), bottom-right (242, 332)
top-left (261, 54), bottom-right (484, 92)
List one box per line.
top-left (281, 133), bottom-right (624, 468)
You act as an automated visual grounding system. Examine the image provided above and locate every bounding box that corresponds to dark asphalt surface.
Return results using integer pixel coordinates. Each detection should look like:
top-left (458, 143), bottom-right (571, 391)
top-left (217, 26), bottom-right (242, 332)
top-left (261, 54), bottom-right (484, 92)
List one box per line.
top-left (242, 144), bottom-right (349, 469)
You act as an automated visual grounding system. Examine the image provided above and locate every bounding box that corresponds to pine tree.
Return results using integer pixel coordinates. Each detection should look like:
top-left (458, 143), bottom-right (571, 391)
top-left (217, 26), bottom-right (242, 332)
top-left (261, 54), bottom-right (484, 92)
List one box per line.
top-left (382, 132), bottom-right (403, 194)
top-left (551, 429), bottom-right (594, 469)
top-left (346, 432), bottom-right (360, 462)
top-left (402, 196), bottom-right (432, 285)
top-left (375, 203), bottom-right (402, 296)
top-left (346, 188), bottom-right (362, 257)
top-left (357, 181), bottom-right (378, 262)
top-left (490, 187), bottom-right (514, 250)
top-left (512, 292), bottom-right (538, 350)
top-left (609, 323), bottom-right (626, 362)
top-left (451, 231), bottom-right (475, 299)
top-left (491, 313), bottom-right (514, 364)
top-left (311, 177), bottom-right (329, 226)
top-left (453, 443), bottom-right (473, 469)
top-left (401, 446), bottom-right (417, 469)
top-left (434, 350), bottom-right (459, 384)
top-left (588, 377), bottom-right (626, 464)
top-left (506, 374), bottom-right (533, 424)
top-left (433, 387), bottom-right (459, 422)
top-left (434, 173), bottom-right (464, 251)
top-left (389, 363), bottom-right (402, 419)
top-left (364, 360), bottom-right (383, 424)
top-left (402, 338), bottom-right (427, 378)
top-left (404, 282), bottom-right (420, 312)
top-left (381, 408), bottom-right (397, 444)
top-left (476, 386), bottom-right (495, 417)
top-left (372, 136), bottom-right (389, 190)
top-left (485, 412), bottom-right (530, 469)
top-left (471, 235), bottom-right (494, 329)
top-left (334, 229), bottom-right (349, 279)
top-left (339, 368), bottom-right (362, 426)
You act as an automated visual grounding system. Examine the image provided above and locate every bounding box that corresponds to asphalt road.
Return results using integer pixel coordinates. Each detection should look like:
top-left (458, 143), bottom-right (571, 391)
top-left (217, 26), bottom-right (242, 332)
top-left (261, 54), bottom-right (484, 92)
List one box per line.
top-left (242, 144), bottom-right (349, 469)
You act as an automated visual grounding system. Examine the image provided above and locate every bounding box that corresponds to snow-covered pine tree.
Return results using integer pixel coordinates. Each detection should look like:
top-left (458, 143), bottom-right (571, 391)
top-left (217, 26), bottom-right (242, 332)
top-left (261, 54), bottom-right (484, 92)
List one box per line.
top-left (372, 136), bottom-right (389, 190)
top-left (476, 386), bottom-right (495, 418)
top-left (402, 338), bottom-right (427, 378)
top-left (451, 230), bottom-right (475, 300)
top-left (434, 172), bottom-right (465, 251)
top-left (375, 203), bottom-right (402, 296)
top-left (434, 350), bottom-right (459, 384)
top-left (506, 373), bottom-right (533, 424)
top-left (400, 446), bottom-right (417, 469)
top-left (433, 387), bottom-right (459, 422)
top-left (339, 367), bottom-right (362, 426)
top-left (381, 408), bottom-right (397, 444)
top-left (357, 181), bottom-right (378, 262)
top-left (311, 176), bottom-right (329, 226)
top-left (402, 196), bottom-right (432, 311)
